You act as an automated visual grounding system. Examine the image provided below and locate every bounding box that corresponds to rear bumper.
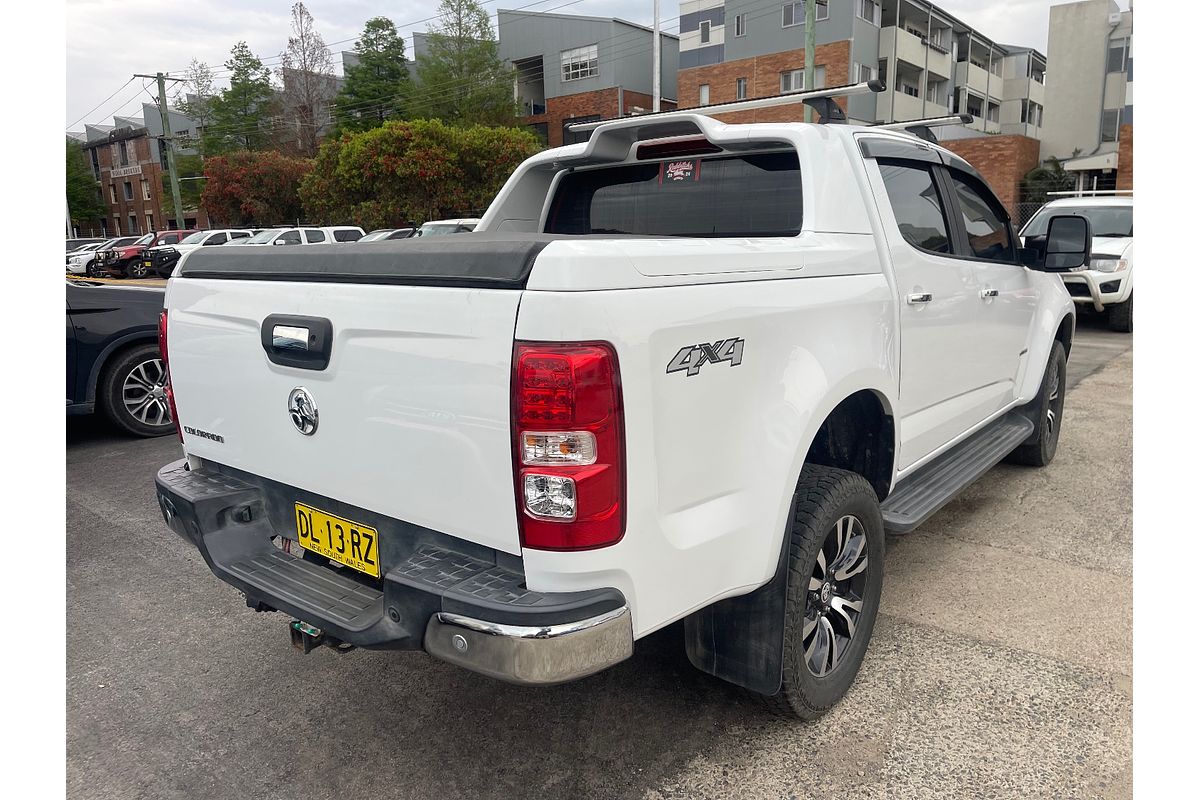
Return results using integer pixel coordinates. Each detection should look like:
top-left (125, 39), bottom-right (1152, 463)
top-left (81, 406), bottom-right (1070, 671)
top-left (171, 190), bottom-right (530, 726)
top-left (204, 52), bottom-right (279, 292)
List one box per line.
top-left (154, 458), bottom-right (632, 685)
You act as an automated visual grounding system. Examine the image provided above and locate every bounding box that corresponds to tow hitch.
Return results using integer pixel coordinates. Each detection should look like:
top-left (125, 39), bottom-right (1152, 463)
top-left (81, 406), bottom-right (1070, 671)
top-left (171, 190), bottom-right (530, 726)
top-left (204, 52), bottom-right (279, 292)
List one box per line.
top-left (289, 620), bottom-right (355, 655)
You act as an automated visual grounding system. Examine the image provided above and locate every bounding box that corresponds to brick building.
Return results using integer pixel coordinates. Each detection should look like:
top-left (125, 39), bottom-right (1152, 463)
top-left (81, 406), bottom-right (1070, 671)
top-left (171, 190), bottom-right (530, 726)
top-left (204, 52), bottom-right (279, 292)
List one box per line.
top-left (77, 104), bottom-right (208, 237)
top-left (498, 9), bottom-right (680, 148)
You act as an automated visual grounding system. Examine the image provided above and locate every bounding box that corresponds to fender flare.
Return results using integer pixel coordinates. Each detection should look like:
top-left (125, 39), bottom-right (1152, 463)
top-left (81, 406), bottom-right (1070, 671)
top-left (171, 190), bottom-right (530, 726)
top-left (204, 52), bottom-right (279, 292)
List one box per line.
top-left (84, 331), bottom-right (158, 406)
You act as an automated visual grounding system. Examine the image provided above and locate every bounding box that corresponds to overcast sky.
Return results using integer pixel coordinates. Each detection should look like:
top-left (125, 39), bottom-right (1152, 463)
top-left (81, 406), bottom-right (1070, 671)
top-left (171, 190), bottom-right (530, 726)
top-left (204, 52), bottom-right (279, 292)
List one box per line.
top-left (64, 0), bottom-right (1128, 130)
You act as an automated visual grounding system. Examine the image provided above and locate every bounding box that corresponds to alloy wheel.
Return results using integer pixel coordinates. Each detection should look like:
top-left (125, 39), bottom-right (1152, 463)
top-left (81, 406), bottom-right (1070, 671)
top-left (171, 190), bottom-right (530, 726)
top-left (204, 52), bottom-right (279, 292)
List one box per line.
top-left (1046, 360), bottom-right (1061, 435)
top-left (122, 358), bottom-right (172, 428)
top-left (803, 514), bottom-right (870, 677)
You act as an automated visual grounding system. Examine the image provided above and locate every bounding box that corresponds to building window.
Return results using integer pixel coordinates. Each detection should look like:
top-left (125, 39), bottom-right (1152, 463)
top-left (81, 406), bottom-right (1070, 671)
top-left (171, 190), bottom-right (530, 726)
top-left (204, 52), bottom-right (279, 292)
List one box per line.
top-left (1032, 65), bottom-right (1045, 84)
top-left (857, 0), bottom-right (881, 26)
top-left (109, 184), bottom-right (116, 204)
top-left (1107, 37), bottom-right (1128, 73)
top-left (1101, 109), bottom-right (1121, 142)
top-left (700, 20), bottom-right (711, 44)
top-left (780, 66), bottom-right (824, 94)
top-left (561, 44), bottom-right (598, 81)
top-left (113, 217), bottom-right (120, 235)
top-left (736, 77), bottom-right (747, 99)
top-left (146, 214), bottom-right (154, 232)
top-left (89, 148), bottom-right (100, 178)
top-left (141, 179), bottom-right (151, 201)
top-left (854, 62), bottom-right (877, 83)
top-left (118, 140), bottom-right (129, 167)
top-left (129, 214), bottom-right (139, 234)
top-left (699, 84), bottom-right (711, 105)
top-left (735, 13), bottom-right (746, 37)
top-left (902, 83), bottom-right (919, 98)
top-left (782, 2), bottom-right (827, 28)
top-left (123, 181), bottom-right (134, 201)
top-left (1021, 99), bottom-right (1044, 127)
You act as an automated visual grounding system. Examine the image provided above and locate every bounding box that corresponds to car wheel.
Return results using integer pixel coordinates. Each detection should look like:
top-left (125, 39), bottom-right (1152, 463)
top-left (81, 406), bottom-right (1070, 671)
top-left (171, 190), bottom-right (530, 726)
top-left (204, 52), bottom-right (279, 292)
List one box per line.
top-left (1006, 340), bottom-right (1067, 467)
top-left (757, 464), bottom-right (884, 720)
top-left (127, 259), bottom-right (150, 279)
top-left (85, 261), bottom-right (104, 278)
top-left (1108, 294), bottom-right (1132, 333)
top-left (99, 343), bottom-right (174, 437)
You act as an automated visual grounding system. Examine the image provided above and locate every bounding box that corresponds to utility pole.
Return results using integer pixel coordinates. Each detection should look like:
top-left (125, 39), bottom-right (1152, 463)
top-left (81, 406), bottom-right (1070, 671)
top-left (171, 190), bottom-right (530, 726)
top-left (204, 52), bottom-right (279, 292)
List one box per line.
top-left (135, 72), bottom-right (186, 230)
top-left (804, 0), bottom-right (817, 123)
top-left (652, 0), bottom-right (661, 112)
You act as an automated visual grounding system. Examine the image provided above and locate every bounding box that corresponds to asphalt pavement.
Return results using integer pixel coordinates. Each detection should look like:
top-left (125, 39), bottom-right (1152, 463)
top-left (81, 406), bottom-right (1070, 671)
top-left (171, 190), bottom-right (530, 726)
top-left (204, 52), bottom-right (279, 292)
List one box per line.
top-left (66, 315), bottom-right (1133, 800)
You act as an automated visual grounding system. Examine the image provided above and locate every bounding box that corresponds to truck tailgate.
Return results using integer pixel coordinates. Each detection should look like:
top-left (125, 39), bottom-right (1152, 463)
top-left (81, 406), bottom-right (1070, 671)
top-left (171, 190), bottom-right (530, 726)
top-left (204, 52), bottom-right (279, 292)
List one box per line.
top-left (165, 270), bottom-right (526, 555)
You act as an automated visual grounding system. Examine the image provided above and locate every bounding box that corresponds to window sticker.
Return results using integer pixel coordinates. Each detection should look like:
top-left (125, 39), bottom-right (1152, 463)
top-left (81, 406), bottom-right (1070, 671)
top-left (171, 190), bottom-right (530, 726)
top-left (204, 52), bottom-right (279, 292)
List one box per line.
top-left (660, 159), bottom-right (700, 184)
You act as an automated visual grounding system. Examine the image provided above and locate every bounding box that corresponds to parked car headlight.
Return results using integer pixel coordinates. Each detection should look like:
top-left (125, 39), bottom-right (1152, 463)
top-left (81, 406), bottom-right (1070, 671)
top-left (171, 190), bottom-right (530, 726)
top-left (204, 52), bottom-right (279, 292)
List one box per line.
top-left (1090, 257), bottom-right (1128, 273)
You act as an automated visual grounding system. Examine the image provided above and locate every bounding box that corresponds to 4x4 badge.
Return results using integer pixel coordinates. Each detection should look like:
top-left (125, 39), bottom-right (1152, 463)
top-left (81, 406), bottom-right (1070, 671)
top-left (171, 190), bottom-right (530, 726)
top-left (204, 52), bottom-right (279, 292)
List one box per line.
top-left (666, 338), bottom-right (745, 377)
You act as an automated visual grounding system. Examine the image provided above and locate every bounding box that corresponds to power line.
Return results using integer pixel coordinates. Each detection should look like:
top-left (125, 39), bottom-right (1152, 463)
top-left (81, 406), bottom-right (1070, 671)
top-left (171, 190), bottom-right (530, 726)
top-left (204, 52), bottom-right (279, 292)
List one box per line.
top-left (67, 77), bottom-right (137, 129)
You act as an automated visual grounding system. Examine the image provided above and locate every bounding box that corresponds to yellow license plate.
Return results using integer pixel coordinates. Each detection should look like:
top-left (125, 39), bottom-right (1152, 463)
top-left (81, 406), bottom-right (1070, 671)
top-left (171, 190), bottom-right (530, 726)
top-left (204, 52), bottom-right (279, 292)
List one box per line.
top-left (294, 503), bottom-right (380, 578)
top-left (143, 260), bottom-right (152, 268)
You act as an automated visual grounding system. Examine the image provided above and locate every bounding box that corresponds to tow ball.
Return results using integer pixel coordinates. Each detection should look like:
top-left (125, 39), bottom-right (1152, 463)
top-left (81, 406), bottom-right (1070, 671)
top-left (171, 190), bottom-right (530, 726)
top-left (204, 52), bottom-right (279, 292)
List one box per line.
top-left (289, 620), bottom-right (355, 655)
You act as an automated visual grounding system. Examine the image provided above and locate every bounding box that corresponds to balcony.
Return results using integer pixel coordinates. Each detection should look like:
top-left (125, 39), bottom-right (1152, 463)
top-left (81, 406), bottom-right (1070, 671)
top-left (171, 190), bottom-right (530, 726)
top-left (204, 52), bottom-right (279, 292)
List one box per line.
top-left (880, 26), bottom-right (953, 80)
top-left (954, 63), bottom-right (996, 97)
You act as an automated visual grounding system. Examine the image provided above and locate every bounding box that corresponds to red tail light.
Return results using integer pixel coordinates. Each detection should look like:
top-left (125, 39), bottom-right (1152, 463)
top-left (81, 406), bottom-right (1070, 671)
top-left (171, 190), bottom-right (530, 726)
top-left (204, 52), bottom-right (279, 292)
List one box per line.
top-left (158, 310), bottom-right (182, 441)
top-left (512, 342), bottom-right (625, 550)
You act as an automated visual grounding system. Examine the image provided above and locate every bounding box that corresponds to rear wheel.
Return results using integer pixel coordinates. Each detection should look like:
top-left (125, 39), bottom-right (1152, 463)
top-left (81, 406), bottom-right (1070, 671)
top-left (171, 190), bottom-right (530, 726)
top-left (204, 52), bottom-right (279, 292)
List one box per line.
top-left (126, 259), bottom-right (150, 279)
top-left (1108, 294), bottom-right (1132, 333)
top-left (99, 343), bottom-right (174, 437)
top-left (758, 465), bottom-right (884, 719)
top-left (85, 260), bottom-right (105, 278)
top-left (1006, 340), bottom-right (1066, 467)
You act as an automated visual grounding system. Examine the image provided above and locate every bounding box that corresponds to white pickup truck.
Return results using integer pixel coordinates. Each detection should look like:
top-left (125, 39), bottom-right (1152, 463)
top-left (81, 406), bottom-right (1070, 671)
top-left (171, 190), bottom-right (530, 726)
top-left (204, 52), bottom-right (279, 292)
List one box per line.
top-left (154, 86), bottom-right (1086, 718)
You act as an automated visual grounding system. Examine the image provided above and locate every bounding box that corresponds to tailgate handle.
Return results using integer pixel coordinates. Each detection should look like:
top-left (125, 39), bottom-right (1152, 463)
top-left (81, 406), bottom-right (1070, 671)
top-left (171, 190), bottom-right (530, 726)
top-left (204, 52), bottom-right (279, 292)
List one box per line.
top-left (261, 314), bottom-right (333, 370)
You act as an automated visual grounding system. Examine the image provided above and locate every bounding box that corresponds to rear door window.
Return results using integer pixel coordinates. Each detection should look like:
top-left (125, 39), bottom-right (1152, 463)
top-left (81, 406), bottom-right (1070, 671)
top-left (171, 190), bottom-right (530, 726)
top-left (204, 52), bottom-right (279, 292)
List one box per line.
top-left (204, 233), bottom-right (228, 245)
top-left (304, 229), bottom-right (327, 243)
top-left (545, 151), bottom-right (802, 237)
top-left (877, 161), bottom-right (952, 254)
top-left (333, 229), bottom-right (362, 242)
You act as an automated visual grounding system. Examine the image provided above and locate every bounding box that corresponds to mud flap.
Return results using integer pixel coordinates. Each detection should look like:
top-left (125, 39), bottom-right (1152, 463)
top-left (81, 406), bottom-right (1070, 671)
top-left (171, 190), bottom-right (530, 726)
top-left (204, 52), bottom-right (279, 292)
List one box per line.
top-left (683, 497), bottom-right (794, 696)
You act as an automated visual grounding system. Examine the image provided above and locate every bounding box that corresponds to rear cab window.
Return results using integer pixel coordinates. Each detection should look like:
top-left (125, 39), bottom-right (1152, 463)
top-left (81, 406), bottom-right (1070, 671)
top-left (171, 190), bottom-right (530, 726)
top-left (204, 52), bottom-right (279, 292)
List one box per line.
top-left (544, 151), bottom-right (802, 237)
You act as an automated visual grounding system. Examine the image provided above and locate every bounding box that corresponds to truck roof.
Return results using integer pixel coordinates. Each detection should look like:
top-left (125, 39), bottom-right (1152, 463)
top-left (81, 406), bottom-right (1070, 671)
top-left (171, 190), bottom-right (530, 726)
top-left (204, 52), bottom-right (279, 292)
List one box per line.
top-left (1042, 196), bottom-right (1133, 208)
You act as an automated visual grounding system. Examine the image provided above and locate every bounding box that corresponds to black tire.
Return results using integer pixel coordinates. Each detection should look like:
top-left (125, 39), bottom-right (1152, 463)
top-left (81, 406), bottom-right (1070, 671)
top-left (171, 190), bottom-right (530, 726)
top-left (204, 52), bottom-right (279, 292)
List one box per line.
top-left (1108, 294), bottom-right (1132, 333)
top-left (99, 343), bottom-right (175, 437)
top-left (1006, 340), bottom-right (1067, 467)
top-left (758, 464), bottom-right (885, 719)
top-left (85, 260), bottom-right (105, 278)
top-left (126, 258), bottom-right (150, 279)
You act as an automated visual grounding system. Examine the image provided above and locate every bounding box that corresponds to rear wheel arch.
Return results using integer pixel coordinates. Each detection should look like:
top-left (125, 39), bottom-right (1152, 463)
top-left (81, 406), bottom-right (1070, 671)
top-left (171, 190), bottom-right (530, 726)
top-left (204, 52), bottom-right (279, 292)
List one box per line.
top-left (802, 389), bottom-right (896, 501)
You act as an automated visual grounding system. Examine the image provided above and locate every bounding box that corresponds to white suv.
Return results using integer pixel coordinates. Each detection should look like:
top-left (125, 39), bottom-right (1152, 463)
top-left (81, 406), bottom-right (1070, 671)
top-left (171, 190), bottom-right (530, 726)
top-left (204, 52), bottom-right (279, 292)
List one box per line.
top-left (1021, 196), bottom-right (1133, 332)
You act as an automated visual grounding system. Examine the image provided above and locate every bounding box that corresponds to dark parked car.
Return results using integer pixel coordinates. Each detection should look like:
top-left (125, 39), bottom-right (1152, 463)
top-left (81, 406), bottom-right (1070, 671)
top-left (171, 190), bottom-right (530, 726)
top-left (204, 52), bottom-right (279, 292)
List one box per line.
top-left (66, 279), bottom-right (172, 437)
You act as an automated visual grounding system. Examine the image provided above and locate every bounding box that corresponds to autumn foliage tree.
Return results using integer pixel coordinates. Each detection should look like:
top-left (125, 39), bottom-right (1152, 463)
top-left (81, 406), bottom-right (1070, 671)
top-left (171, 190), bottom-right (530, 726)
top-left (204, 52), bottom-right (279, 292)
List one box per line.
top-left (201, 150), bottom-right (313, 226)
top-left (299, 119), bottom-right (540, 229)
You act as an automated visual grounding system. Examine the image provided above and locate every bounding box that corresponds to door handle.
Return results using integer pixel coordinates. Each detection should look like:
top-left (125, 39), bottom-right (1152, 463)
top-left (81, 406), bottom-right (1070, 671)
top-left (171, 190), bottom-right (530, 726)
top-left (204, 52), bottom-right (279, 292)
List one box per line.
top-left (980, 288), bottom-right (999, 299)
top-left (906, 292), bottom-right (933, 304)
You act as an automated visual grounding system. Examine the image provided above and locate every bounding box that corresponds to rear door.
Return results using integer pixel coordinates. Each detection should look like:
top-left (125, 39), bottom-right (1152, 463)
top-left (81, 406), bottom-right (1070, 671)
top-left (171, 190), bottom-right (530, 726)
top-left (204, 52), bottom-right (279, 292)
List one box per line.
top-left (867, 154), bottom-right (992, 469)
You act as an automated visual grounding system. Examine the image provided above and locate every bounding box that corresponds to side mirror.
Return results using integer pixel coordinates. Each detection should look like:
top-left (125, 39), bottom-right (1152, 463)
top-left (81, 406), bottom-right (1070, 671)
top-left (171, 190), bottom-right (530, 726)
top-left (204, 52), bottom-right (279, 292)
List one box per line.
top-left (272, 238), bottom-right (289, 246)
top-left (1042, 215), bottom-right (1091, 271)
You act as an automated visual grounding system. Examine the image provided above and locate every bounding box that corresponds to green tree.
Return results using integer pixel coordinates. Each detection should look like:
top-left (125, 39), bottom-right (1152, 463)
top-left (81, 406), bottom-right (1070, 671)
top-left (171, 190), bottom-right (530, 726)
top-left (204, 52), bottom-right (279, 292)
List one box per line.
top-left (66, 138), bottom-right (105, 228)
top-left (204, 42), bottom-right (277, 154)
top-left (1022, 158), bottom-right (1076, 207)
top-left (200, 150), bottom-right (313, 226)
top-left (413, 0), bottom-right (514, 126)
top-left (333, 17), bottom-right (411, 133)
top-left (299, 119), bottom-right (540, 228)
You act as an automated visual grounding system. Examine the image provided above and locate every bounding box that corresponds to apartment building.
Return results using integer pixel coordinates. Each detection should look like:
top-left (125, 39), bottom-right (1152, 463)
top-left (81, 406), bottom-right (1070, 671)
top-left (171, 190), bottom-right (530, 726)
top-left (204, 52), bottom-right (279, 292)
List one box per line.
top-left (497, 9), bottom-right (679, 147)
top-left (1040, 0), bottom-right (1133, 191)
top-left (78, 104), bottom-right (208, 237)
top-left (679, 0), bottom-right (1045, 134)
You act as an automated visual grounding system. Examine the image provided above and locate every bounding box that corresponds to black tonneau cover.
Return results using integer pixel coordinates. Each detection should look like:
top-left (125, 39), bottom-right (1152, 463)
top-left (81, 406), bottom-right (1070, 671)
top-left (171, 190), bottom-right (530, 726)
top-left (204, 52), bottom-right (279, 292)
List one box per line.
top-left (176, 233), bottom-right (564, 289)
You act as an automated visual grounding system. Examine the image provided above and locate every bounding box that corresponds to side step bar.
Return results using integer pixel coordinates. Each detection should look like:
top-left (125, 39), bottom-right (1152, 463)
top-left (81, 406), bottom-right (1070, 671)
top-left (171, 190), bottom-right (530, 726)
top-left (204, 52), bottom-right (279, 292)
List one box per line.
top-left (882, 413), bottom-right (1034, 534)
